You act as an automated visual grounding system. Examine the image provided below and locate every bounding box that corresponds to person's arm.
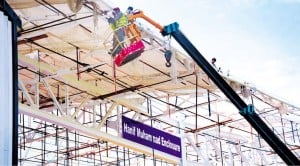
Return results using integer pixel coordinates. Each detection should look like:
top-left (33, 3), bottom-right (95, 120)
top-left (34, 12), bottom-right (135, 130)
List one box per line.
top-left (107, 17), bottom-right (115, 24)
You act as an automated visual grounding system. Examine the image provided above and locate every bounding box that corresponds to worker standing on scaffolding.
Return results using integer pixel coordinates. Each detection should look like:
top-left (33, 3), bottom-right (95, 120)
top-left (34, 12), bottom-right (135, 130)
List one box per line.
top-left (107, 7), bottom-right (128, 56)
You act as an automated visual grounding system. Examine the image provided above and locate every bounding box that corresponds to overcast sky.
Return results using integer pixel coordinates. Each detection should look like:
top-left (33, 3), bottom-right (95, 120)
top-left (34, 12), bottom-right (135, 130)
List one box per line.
top-left (107, 0), bottom-right (300, 106)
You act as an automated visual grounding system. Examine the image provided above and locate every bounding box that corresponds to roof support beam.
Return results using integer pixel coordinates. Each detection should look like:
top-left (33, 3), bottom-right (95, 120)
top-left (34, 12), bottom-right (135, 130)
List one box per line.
top-left (19, 54), bottom-right (149, 116)
top-left (41, 78), bottom-right (63, 115)
top-left (18, 78), bottom-right (35, 106)
top-left (71, 95), bottom-right (90, 119)
top-left (19, 103), bottom-right (179, 164)
top-left (97, 103), bottom-right (117, 129)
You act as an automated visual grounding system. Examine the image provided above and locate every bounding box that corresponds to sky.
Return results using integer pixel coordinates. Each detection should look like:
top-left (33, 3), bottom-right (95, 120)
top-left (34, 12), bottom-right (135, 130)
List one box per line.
top-left (107, 0), bottom-right (300, 106)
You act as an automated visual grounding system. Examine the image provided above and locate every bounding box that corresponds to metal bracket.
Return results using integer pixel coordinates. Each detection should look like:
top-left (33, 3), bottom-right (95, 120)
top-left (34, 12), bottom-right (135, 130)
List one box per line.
top-left (162, 22), bottom-right (179, 36)
top-left (239, 104), bottom-right (254, 115)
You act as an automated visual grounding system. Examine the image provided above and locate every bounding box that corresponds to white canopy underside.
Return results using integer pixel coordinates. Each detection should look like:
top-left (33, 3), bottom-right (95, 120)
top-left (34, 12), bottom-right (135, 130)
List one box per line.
top-left (8, 0), bottom-right (300, 165)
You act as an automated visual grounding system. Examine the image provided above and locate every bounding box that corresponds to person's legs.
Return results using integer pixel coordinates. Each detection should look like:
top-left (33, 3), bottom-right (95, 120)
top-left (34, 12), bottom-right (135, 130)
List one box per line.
top-left (116, 28), bottom-right (125, 46)
top-left (111, 28), bottom-right (125, 56)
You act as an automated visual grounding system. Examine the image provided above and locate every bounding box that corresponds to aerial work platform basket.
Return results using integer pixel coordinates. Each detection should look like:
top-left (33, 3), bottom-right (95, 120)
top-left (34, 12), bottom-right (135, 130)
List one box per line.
top-left (109, 13), bottom-right (145, 67)
top-left (114, 40), bottom-right (144, 66)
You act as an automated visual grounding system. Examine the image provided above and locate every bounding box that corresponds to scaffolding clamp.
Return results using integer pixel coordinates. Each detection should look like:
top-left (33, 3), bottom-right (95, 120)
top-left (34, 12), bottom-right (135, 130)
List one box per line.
top-left (162, 22), bottom-right (179, 36)
top-left (239, 104), bottom-right (254, 115)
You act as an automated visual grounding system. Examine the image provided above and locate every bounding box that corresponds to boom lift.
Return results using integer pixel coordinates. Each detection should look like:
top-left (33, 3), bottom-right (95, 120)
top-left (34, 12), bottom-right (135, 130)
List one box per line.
top-left (113, 10), bottom-right (173, 67)
top-left (123, 10), bottom-right (300, 164)
top-left (109, 11), bottom-right (146, 67)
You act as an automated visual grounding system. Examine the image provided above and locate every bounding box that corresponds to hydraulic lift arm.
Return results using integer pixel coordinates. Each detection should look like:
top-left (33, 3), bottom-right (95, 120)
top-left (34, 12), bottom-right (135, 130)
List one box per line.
top-left (160, 22), bottom-right (300, 165)
top-left (130, 10), bottom-right (299, 163)
top-left (127, 11), bottom-right (164, 32)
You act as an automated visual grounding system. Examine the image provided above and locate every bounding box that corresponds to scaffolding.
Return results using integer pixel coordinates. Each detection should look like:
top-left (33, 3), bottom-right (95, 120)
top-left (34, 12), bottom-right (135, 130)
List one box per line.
top-left (2, 0), bottom-right (299, 165)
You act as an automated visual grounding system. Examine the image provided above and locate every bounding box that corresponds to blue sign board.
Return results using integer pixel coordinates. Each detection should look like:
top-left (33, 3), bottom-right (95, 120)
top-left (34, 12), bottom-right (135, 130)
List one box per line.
top-left (122, 116), bottom-right (182, 158)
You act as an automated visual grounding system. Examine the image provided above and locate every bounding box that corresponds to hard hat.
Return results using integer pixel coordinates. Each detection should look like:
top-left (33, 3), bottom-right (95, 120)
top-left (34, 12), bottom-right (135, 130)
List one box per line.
top-left (127, 6), bottom-right (133, 11)
top-left (113, 7), bottom-right (120, 13)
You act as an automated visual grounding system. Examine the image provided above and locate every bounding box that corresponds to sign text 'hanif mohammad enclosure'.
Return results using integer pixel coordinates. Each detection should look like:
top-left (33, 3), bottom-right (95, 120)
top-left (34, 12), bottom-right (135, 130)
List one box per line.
top-left (122, 116), bottom-right (181, 158)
